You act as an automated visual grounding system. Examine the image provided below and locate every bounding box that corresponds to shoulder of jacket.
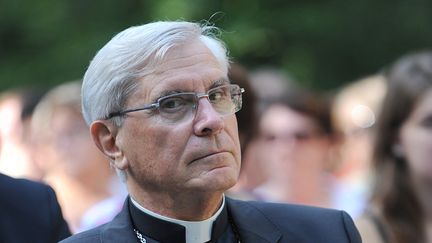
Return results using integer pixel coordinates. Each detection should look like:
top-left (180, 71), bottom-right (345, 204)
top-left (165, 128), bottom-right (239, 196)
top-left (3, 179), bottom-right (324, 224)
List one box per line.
top-left (60, 227), bottom-right (103, 243)
top-left (229, 197), bottom-right (343, 216)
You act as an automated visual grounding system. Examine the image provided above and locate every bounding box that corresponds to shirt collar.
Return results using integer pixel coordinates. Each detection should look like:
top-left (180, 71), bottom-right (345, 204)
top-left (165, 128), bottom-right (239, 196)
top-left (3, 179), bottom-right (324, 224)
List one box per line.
top-left (130, 195), bottom-right (227, 243)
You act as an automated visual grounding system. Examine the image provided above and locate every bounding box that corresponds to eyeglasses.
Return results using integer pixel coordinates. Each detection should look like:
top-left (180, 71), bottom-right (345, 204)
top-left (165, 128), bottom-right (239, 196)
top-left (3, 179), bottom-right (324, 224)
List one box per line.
top-left (106, 84), bottom-right (244, 123)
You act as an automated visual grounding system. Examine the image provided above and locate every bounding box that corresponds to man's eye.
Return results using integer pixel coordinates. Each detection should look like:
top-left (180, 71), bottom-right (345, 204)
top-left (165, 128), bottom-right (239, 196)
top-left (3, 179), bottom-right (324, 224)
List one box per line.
top-left (209, 92), bottom-right (222, 101)
top-left (160, 97), bottom-right (187, 111)
top-left (209, 88), bottom-right (230, 102)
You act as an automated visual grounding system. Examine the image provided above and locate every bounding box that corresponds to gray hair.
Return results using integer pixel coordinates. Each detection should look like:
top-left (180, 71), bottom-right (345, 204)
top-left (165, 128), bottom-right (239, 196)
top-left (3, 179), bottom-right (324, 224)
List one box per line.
top-left (82, 21), bottom-right (229, 126)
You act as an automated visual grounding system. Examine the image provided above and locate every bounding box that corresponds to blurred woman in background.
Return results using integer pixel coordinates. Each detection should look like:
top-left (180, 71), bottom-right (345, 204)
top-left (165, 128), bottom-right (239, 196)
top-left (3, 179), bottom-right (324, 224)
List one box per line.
top-left (250, 87), bottom-right (348, 209)
top-left (356, 51), bottom-right (432, 243)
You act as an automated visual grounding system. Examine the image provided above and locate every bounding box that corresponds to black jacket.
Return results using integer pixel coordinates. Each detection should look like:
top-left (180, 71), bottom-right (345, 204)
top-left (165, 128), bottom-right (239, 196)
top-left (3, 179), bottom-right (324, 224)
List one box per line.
top-left (61, 196), bottom-right (361, 243)
top-left (0, 173), bottom-right (71, 243)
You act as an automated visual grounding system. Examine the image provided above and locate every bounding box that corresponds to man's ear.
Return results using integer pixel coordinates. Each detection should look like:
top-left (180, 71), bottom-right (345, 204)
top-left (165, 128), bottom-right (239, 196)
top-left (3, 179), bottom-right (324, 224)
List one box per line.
top-left (90, 120), bottom-right (128, 170)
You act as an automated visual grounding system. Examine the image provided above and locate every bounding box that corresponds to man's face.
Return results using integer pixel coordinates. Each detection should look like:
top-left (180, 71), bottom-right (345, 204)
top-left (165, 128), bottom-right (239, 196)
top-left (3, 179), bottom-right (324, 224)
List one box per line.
top-left (114, 39), bottom-right (241, 196)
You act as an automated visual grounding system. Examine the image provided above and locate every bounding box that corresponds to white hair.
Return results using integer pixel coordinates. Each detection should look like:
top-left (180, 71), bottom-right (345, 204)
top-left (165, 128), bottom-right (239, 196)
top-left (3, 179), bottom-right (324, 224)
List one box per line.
top-left (82, 21), bottom-right (229, 126)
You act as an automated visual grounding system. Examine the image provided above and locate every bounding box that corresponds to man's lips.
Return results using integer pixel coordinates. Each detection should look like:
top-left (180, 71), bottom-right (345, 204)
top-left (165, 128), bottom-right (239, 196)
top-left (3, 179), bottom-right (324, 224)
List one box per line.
top-left (189, 151), bottom-right (228, 164)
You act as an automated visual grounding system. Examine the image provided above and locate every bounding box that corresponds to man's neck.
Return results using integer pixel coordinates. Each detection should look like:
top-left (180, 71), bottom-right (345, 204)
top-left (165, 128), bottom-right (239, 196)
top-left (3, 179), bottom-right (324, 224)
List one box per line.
top-left (129, 186), bottom-right (225, 220)
top-left (128, 195), bottom-right (230, 243)
top-left (131, 195), bottom-right (225, 221)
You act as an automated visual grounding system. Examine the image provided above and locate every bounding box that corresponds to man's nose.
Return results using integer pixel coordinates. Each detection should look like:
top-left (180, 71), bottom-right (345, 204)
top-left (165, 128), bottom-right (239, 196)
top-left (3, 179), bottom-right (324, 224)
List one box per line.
top-left (193, 97), bottom-right (224, 136)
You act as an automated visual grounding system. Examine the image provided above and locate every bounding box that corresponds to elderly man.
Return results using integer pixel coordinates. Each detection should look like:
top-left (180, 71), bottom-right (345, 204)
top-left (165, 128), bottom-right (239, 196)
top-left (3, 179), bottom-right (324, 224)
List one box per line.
top-left (61, 21), bottom-right (361, 243)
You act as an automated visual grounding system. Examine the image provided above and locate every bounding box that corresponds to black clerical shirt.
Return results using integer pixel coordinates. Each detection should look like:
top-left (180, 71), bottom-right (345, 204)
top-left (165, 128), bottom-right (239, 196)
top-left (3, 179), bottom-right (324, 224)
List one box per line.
top-left (129, 198), bottom-right (240, 243)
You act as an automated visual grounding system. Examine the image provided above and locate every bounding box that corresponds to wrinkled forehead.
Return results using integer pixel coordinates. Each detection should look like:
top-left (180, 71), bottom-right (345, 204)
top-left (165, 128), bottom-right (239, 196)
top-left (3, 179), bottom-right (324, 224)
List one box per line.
top-left (126, 40), bottom-right (229, 105)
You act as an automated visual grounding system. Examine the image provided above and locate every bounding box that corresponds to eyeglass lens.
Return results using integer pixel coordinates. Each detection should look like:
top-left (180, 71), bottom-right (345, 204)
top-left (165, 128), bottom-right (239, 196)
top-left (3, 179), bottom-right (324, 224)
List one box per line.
top-left (157, 85), bottom-right (242, 123)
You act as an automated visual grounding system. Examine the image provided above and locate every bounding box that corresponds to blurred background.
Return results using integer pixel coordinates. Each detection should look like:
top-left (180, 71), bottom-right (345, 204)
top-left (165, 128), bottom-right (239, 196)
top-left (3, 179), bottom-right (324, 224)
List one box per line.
top-left (2, 1), bottom-right (432, 237)
top-left (1, 0), bottom-right (432, 91)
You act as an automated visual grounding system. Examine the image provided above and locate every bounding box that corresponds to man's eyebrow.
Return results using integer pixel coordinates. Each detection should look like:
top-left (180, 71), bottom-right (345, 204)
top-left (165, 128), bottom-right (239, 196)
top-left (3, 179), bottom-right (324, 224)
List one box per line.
top-left (153, 89), bottom-right (185, 102)
top-left (153, 78), bottom-right (229, 100)
top-left (209, 78), bottom-right (230, 89)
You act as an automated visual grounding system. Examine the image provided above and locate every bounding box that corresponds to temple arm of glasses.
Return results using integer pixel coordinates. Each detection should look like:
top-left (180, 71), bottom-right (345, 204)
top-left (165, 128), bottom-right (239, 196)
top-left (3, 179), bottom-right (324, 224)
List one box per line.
top-left (105, 104), bottom-right (157, 119)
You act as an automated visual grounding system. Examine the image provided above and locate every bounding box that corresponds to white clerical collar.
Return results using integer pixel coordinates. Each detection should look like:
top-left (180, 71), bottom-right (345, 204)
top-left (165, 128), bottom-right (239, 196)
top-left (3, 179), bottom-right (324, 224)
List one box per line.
top-left (130, 195), bottom-right (225, 243)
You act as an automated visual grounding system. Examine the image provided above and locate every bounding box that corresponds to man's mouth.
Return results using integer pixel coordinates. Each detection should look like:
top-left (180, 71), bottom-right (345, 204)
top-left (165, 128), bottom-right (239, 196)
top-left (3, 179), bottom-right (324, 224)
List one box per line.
top-left (190, 151), bottom-right (228, 164)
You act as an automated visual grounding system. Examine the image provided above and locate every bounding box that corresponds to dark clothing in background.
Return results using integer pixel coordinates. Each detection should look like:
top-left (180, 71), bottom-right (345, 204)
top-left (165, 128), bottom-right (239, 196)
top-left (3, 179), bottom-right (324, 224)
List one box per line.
top-left (0, 173), bottom-right (71, 243)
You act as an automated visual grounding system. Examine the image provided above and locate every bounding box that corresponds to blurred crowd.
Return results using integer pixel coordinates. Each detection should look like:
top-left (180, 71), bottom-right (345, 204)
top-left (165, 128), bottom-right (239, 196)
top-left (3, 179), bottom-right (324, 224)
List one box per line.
top-left (0, 82), bottom-right (127, 233)
top-left (1, 50), bottom-right (432, 242)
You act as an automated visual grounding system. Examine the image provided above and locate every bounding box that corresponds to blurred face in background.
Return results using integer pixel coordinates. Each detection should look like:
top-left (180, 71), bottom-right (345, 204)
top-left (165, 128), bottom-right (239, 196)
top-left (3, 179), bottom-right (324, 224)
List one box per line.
top-left (41, 107), bottom-right (107, 179)
top-left (0, 95), bottom-right (41, 179)
top-left (398, 88), bottom-right (432, 183)
top-left (257, 104), bottom-right (332, 180)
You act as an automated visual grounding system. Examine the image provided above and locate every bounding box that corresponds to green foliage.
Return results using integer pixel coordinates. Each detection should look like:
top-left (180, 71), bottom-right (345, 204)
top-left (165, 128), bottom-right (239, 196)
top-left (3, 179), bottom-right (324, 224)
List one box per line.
top-left (1, 0), bottom-right (431, 91)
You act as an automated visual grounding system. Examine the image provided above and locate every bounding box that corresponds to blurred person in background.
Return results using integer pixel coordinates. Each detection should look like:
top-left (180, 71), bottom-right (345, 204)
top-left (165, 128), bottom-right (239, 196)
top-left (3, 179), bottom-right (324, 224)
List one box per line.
top-left (251, 88), bottom-right (349, 210)
top-left (355, 51), bottom-right (432, 243)
top-left (0, 87), bottom-right (46, 180)
top-left (232, 68), bottom-right (293, 194)
top-left (30, 81), bottom-right (126, 233)
top-left (228, 63), bottom-right (258, 158)
top-left (226, 63), bottom-right (261, 197)
top-left (248, 68), bottom-right (294, 107)
top-left (331, 74), bottom-right (387, 218)
top-left (0, 137), bottom-right (71, 242)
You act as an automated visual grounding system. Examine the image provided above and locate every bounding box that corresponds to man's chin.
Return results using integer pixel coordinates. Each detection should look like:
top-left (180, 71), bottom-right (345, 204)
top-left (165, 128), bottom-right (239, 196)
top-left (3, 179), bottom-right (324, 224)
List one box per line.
top-left (189, 168), bottom-right (239, 192)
